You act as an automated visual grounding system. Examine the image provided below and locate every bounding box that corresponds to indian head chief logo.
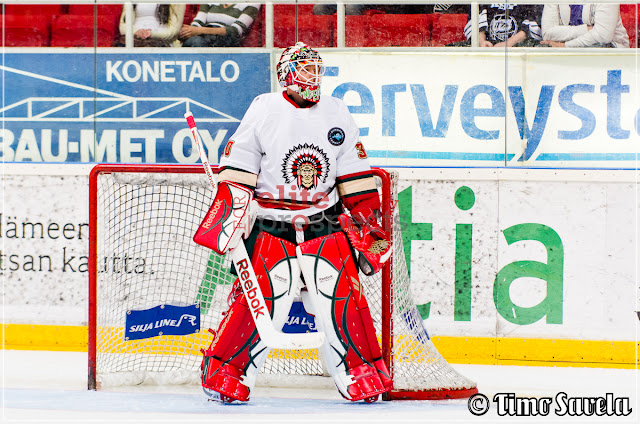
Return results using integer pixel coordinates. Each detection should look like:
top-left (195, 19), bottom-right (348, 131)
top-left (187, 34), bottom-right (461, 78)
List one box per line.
top-left (282, 143), bottom-right (330, 189)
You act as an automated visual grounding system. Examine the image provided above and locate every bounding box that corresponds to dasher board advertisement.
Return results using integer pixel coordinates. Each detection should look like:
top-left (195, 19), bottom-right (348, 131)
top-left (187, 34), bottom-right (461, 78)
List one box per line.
top-left (1, 51), bottom-right (270, 164)
top-left (321, 51), bottom-right (639, 169)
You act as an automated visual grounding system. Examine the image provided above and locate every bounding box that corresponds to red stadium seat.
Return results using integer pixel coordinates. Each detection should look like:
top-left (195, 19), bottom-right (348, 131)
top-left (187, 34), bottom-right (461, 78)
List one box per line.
top-left (620, 4), bottom-right (638, 48)
top-left (1, 14), bottom-right (51, 46)
top-left (274, 14), bottom-right (334, 47)
top-left (274, 4), bottom-right (315, 17)
top-left (4, 4), bottom-right (65, 16)
top-left (50, 14), bottom-right (119, 47)
top-left (346, 15), bottom-right (368, 47)
top-left (98, 4), bottom-right (125, 17)
top-left (431, 13), bottom-right (467, 46)
top-left (68, 4), bottom-right (123, 18)
top-left (367, 14), bottom-right (432, 47)
top-left (67, 4), bottom-right (94, 15)
top-left (297, 5), bottom-right (315, 15)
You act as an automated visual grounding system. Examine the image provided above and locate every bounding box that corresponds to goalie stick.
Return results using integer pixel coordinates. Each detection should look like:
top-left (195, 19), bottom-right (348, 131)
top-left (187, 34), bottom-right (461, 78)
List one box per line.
top-left (184, 112), bottom-right (325, 350)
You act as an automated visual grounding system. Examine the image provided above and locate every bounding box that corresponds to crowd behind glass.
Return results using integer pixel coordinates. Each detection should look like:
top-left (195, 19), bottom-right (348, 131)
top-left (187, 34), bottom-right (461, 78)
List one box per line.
top-left (1, 3), bottom-right (637, 48)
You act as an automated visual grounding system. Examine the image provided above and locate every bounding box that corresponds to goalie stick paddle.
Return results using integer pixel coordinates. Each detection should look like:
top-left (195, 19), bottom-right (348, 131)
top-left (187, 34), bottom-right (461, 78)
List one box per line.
top-left (184, 112), bottom-right (325, 350)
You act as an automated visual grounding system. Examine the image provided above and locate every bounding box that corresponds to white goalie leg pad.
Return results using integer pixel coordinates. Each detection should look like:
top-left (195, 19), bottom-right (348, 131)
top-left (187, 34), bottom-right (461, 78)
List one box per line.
top-left (299, 289), bottom-right (354, 396)
top-left (241, 340), bottom-right (268, 391)
top-left (296, 234), bottom-right (362, 399)
top-left (241, 231), bottom-right (303, 390)
top-left (297, 264), bottom-right (354, 397)
top-left (297, 232), bottom-right (389, 402)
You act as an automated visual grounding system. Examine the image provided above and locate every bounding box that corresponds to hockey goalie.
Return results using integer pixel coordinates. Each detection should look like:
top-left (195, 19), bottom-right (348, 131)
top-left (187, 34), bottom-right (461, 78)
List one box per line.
top-left (192, 42), bottom-right (392, 404)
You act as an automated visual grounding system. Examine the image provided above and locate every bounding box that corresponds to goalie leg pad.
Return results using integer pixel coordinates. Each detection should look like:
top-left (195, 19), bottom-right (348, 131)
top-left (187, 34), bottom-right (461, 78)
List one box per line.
top-left (297, 232), bottom-right (390, 402)
top-left (201, 232), bottom-right (300, 401)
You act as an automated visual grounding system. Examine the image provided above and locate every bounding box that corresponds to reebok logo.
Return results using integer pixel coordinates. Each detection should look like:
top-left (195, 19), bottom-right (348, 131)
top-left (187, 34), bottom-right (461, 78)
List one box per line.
top-left (202, 199), bottom-right (223, 229)
top-left (236, 258), bottom-right (266, 319)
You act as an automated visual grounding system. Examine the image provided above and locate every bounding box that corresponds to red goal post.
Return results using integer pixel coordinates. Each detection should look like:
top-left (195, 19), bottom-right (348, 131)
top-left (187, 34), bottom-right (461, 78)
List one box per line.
top-left (88, 164), bottom-right (477, 400)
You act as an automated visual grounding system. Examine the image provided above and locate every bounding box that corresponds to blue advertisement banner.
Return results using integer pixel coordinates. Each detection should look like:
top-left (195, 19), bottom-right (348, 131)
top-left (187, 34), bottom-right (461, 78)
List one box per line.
top-left (125, 304), bottom-right (201, 340)
top-left (1, 52), bottom-right (270, 164)
top-left (282, 301), bottom-right (317, 333)
top-left (3, 51), bottom-right (637, 168)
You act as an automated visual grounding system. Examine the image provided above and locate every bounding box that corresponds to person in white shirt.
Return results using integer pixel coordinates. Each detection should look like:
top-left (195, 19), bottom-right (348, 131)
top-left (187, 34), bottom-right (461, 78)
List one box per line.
top-left (541, 4), bottom-right (630, 47)
top-left (118, 3), bottom-right (185, 47)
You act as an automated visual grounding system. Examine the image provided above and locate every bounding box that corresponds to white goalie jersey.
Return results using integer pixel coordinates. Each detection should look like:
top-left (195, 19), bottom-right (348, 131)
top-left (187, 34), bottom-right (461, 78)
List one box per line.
top-left (218, 91), bottom-right (377, 222)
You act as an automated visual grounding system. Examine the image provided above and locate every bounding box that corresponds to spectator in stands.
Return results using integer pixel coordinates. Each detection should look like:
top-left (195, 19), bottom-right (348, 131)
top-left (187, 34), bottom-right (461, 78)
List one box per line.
top-left (117, 3), bottom-right (185, 47)
top-left (433, 4), bottom-right (470, 15)
top-left (464, 3), bottom-right (542, 47)
top-left (180, 3), bottom-right (260, 47)
top-left (460, 4), bottom-right (543, 47)
top-left (540, 4), bottom-right (629, 47)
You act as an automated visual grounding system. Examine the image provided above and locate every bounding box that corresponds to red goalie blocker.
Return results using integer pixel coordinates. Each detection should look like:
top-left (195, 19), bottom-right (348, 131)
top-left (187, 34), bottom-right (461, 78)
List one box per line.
top-left (193, 181), bottom-right (254, 254)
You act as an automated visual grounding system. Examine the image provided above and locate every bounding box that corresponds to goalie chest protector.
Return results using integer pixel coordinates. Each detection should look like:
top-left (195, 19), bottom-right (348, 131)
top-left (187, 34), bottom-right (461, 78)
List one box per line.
top-left (219, 91), bottom-right (374, 220)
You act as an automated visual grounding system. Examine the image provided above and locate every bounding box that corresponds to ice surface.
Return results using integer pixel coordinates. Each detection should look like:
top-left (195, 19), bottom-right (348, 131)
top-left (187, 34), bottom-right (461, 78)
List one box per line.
top-left (2, 350), bottom-right (638, 423)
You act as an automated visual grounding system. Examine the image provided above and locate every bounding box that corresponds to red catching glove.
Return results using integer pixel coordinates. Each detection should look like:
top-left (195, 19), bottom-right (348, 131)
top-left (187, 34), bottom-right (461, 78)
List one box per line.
top-left (338, 210), bottom-right (392, 276)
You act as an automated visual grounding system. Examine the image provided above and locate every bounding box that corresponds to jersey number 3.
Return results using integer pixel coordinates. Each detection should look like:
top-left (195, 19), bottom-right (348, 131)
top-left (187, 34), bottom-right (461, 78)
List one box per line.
top-left (355, 142), bottom-right (368, 159)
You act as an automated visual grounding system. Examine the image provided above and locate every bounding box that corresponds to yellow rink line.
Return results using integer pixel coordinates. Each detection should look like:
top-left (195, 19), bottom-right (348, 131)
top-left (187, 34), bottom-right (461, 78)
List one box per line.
top-left (2, 324), bottom-right (638, 368)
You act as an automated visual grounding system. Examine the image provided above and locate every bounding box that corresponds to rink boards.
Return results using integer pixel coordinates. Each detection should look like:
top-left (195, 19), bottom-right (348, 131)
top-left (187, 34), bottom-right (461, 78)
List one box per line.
top-left (1, 48), bottom-right (638, 367)
top-left (2, 166), bottom-right (638, 368)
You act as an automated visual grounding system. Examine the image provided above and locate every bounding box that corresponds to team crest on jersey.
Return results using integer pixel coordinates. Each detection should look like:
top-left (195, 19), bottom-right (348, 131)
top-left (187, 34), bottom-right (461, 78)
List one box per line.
top-left (282, 144), bottom-right (330, 189)
top-left (328, 127), bottom-right (345, 146)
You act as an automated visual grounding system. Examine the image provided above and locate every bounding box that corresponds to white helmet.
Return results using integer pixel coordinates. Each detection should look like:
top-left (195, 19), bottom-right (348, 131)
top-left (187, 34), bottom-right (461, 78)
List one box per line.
top-left (277, 42), bottom-right (324, 103)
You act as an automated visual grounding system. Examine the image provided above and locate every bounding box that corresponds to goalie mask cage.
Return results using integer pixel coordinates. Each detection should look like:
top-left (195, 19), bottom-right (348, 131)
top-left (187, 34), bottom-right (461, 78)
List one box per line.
top-left (88, 164), bottom-right (478, 400)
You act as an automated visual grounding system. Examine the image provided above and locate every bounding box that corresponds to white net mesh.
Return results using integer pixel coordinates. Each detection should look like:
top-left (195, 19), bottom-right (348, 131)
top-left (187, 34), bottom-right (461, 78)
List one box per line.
top-left (93, 168), bottom-right (476, 396)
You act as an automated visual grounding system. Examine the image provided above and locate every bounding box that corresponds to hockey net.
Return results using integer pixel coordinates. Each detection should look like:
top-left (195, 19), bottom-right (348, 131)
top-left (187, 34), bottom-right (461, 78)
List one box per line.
top-left (88, 164), bottom-right (477, 400)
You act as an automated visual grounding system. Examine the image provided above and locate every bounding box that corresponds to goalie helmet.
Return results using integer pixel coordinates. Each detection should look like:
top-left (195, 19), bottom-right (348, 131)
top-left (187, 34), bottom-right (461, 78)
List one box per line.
top-left (277, 42), bottom-right (324, 103)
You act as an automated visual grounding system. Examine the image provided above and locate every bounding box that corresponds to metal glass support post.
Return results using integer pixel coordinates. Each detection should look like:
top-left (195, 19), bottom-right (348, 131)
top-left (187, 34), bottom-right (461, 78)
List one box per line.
top-left (471, 2), bottom-right (479, 47)
top-left (337, 3), bottom-right (345, 48)
top-left (125, 2), bottom-right (134, 48)
top-left (265, 2), bottom-right (274, 48)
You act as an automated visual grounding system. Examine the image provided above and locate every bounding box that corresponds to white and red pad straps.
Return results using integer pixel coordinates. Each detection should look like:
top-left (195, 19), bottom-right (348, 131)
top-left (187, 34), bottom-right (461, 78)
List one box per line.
top-left (193, 181), bottom-right (255, 255)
